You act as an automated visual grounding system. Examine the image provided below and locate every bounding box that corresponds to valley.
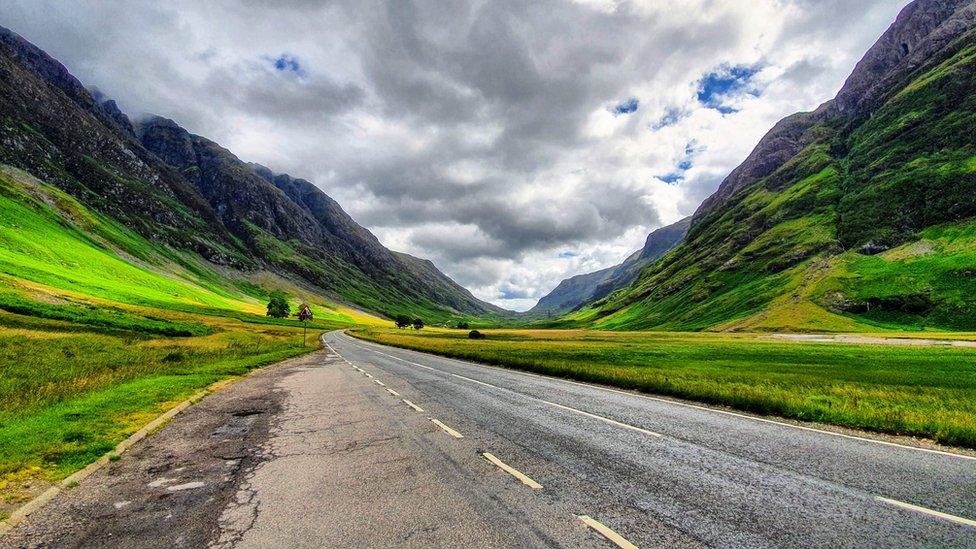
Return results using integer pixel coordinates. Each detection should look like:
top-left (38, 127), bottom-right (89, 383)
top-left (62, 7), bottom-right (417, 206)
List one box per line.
top-left (1, 0), bottom-right (976, 545)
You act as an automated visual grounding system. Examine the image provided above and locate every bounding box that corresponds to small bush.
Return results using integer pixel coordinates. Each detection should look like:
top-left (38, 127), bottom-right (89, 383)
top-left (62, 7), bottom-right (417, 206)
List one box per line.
top-left (468, 330), bottom-right (485, 340)
top-left (266, 292), bottom-right (290, 318)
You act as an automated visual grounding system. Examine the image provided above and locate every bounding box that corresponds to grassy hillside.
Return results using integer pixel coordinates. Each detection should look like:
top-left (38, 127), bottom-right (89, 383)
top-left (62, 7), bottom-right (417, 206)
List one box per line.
top-left (0, 26), bottom-right (508, 331)
top-left (0, 165), bottom-right (384, 517)
top-left (527, 217), bottom-right (690, 318)
top-left (569, 28), bottom-right (976, 333)
top-left (350, 327), bottom-right (976, 449)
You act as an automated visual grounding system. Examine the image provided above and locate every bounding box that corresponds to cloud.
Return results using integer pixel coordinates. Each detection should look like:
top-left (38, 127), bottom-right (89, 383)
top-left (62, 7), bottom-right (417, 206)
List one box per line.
top-left (0, 0), bottom-right (912, 311)
top-left (652, 106), bottom-right (686, 130)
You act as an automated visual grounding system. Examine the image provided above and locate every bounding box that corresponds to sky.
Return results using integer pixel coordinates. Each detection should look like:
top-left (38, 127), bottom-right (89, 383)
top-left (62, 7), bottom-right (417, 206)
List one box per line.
top-left (1, 0), bottom-right (910, 310)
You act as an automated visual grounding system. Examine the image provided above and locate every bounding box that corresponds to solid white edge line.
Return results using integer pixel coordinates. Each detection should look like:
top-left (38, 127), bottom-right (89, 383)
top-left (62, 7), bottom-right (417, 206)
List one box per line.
top-left (577, 515), bottom-right (638, 549)
top-left (349, 340), bottom-right (663, 438)
top-left (876, 496), bottom-right (976, 528)
top-left (540, 398), bottom-right (662, 438)
top-left (483, 452), bottom-right (542, 489)
top-left (339, 334), bottom-right (976, 461)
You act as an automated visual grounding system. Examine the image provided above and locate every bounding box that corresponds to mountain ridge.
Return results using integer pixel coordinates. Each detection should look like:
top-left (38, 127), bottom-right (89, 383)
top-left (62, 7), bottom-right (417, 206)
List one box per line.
top-left (529, 216), bottom-right (690, 316)
top-left (568, 0), bottom-right (976, 332)
top-left (0, 24), bottom-right (506, 321)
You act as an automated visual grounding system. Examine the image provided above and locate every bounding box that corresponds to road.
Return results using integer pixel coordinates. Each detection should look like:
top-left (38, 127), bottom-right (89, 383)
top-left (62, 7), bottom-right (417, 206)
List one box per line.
top-left (319, 331), bottom-right (976, 547)
top-left (3, 330), bottom-right (975, 548)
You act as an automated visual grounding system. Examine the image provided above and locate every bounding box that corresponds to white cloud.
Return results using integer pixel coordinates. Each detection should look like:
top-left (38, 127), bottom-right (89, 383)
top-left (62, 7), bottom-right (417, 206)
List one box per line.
top-left (2, 0), bottom-right (910, 310)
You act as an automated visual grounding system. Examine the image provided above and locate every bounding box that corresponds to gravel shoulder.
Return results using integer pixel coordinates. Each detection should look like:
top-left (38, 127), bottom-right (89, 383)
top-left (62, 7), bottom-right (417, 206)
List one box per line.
top-left (0, 351), bottom-right (313, 548)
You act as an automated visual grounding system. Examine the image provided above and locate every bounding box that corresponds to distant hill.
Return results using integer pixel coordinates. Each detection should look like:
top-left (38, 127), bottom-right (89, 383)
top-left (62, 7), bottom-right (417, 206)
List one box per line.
top-left (0, 25), bottom-right (506, 322)
top-left (528, 217), bottom-right (690, 317)
top-left (567, 0), bottom-right (976, 332)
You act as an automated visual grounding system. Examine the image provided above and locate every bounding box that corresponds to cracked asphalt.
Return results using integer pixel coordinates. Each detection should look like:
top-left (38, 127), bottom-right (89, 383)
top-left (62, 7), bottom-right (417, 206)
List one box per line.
top-left (3, 331), bottom-right (975, 548)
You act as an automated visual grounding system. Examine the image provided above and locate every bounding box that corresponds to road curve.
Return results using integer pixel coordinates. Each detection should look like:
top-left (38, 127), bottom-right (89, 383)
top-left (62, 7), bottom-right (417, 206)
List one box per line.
top-left (326, 330), bottom-right (976, 548)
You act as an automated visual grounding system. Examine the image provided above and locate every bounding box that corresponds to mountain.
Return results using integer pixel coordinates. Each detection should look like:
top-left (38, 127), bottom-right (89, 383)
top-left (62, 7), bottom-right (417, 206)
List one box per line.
top-left (569, 0), bottom-right (976, 332)
top-left (0, 25), bottom-right (504, 322)
top-left (528, 217), bottom-right (690, 316)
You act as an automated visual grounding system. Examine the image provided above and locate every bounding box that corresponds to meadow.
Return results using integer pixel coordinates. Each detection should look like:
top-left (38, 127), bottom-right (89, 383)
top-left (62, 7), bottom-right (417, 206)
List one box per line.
top-left (0, 166), bottom-right (373, 517)
top-left (349, 327), bottom-right (976, 449)
top-left (0, 305), bottom-right (356, 517)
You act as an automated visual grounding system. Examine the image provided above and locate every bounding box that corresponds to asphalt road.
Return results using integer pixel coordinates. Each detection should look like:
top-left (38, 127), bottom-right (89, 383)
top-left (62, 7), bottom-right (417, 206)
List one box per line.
top-left (321, 331), bottom-right (976, 548)
top-left (4, 331), bottom-right (974, 548)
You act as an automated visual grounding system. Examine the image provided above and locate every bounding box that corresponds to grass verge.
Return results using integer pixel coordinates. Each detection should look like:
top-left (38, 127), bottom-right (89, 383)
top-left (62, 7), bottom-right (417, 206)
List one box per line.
top-left (0, 309), bottom-right (345, 514)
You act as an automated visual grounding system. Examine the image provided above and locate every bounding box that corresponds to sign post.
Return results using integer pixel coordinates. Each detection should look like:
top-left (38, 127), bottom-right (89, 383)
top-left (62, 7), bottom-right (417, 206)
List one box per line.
top-left (298, 304), bottom-right (313, 346)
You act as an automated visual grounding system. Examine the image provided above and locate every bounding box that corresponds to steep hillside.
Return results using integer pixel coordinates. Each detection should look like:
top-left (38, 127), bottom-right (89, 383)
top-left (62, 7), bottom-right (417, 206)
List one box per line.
top-left (572, 0), bottom-right (976, 332)
top-left (528, 217), bottom-right (690, 316)
top-left (0, 25), bottom-right (503, 322)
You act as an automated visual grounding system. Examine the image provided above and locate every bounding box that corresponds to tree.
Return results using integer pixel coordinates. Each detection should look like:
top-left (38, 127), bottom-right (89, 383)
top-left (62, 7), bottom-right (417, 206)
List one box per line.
top-left (266, 292), bottom-right (290, 318)
top-left (457, 321), bottom-right (470, 330)
top-left (412, 318), bottom-right (424, 330)
top-left (395, 314), bottom-right (411, 329)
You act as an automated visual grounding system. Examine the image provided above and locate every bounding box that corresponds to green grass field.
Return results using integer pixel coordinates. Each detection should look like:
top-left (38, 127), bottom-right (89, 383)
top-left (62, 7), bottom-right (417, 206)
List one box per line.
top-left (0, 306), bottom-right (356, 515)
top-left (0, 165), bottom-right (378, 516)
top-left (349, 327), bottom-right (976, 449)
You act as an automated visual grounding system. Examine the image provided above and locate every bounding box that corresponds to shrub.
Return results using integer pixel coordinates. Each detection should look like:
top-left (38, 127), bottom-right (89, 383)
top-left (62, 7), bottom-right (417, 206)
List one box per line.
top-left (266, 292), bottom-right (290, 318)
top-left (468, 330), bottom-right (485, 340)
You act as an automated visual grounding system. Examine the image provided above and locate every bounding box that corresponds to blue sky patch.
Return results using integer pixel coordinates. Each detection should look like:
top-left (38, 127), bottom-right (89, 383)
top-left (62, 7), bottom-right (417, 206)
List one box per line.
top-left (658, 172), bottom-right (684, 185)
top-left (611, 97), bottom-right (639, 115)
top-left (657, 140), bottom-right (703, 185)
top-left (270, 54), bottom-right (304, 76)
top-left (499, 287), bottom-right (531, 299)
top-left (696, 64), bottom-right (761, 113)
top-left (652, 107), bottom-right (685, 130)
top-left (558, 251), bottom-right (578, 259)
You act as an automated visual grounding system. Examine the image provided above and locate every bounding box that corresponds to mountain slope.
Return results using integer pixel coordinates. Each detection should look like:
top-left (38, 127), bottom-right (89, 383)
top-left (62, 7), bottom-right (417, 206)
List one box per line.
top-left (0, 25), bottom-right (503, 322)
top-left (529, 217), bottom-right (690, 316)
top-left (572, 0), bottom-right (976, 332)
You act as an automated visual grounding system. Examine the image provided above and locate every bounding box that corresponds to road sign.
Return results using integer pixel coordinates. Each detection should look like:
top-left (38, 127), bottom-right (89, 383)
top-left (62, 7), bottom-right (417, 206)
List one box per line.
top-left (298, 304), bottom-right (313, 346)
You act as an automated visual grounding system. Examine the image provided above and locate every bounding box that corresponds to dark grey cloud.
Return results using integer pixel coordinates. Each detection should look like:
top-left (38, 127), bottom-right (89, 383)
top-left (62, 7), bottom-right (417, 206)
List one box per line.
top-left (0, 0), bottom-right (911, 309)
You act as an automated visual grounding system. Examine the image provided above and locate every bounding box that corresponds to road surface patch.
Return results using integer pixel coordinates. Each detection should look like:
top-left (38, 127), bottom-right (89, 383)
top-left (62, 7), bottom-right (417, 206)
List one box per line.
top-left (875, 496), bottom-right (976, 528)
top-left (402, 399), bottom-right (424, 412)
top-left (386, 388), bottom-right (401, 397)
top-left (482, 452), bottom-right (542, 489)
top-left (577, 515), bottom-right (638, 549)
top-left (167, 481), bottom-right (206, 492)
top-left (429, 418), bottom-right (464, 439)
